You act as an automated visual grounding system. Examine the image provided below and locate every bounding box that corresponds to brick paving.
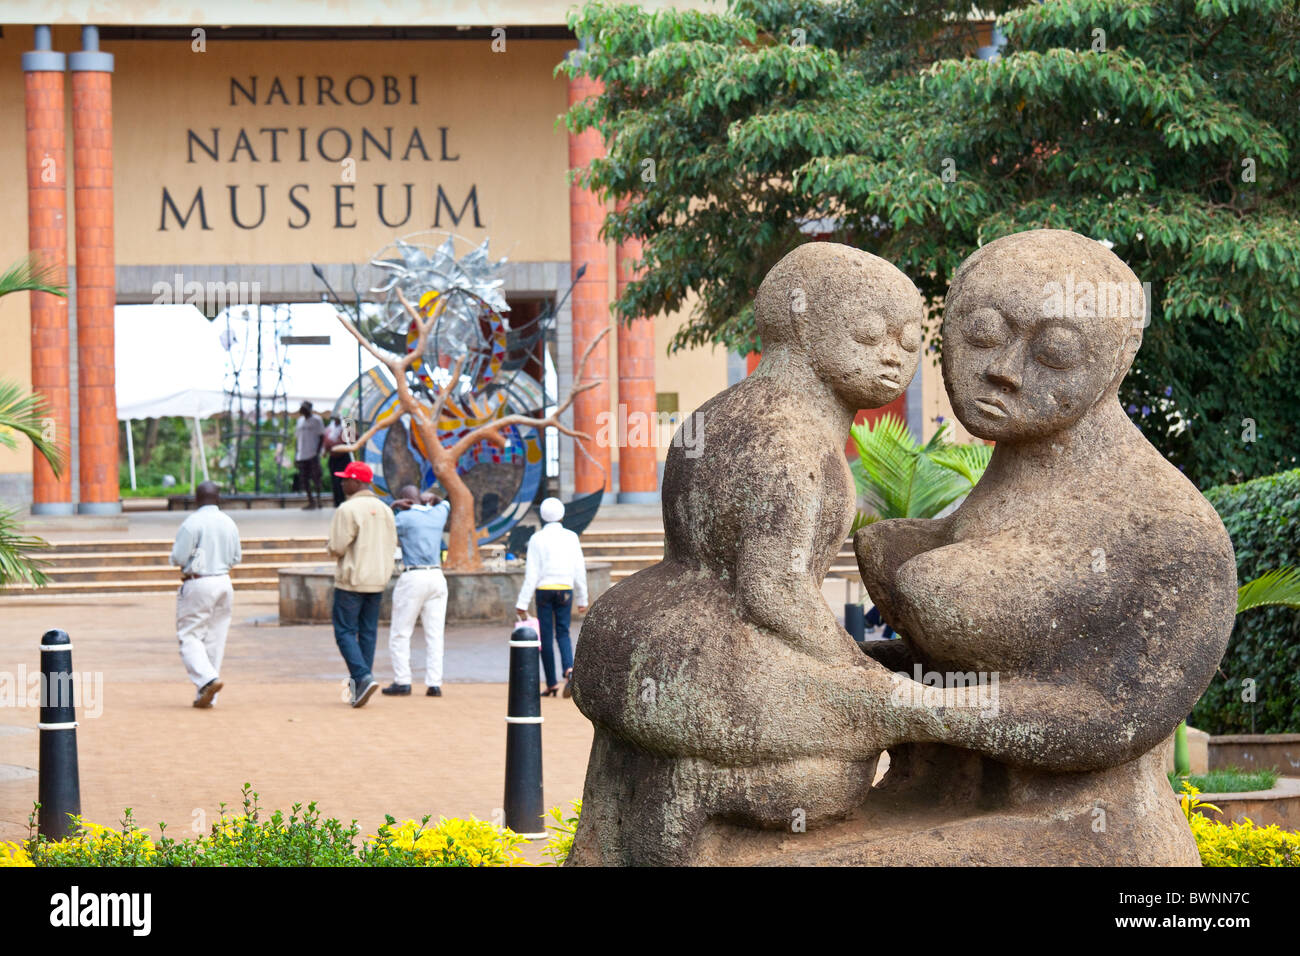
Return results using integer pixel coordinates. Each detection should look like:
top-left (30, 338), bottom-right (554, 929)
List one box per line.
top-left (0, 591), bottom-right (593, 860)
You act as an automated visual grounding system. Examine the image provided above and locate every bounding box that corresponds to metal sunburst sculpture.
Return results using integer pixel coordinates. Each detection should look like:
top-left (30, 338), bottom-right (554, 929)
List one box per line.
top-left (318, 232), bottom-right (606, 571)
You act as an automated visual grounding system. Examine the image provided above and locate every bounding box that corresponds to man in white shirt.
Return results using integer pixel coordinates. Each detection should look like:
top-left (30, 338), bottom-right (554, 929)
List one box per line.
top-left (515, 497), bottom-right (588, 697)
top-left (383, 484), bottom-right (452, 698)
top-left (170, 481), bottom-right (242, 708)
top-left (294, 401), bottom-right (326, 510)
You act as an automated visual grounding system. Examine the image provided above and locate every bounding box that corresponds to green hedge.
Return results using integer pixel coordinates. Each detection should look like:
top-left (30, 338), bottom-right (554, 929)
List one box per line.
top-left (1192, 469), bottom-right (1300, 734)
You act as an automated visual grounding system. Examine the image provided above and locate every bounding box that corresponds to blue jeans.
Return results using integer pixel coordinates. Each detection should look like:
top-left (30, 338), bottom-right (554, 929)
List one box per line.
top-left (536, 588), bottom-right (573, 687)
top-left (333, 588), bottom-right (382, 689)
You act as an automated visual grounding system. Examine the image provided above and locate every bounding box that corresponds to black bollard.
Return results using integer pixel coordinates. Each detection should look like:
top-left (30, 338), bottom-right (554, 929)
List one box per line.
top-left (503, 624), bottom-right (546, 838)
top-left (844, 602), bottom-right (866, 642)
top-left (37, 628), bottom-right (81, 840)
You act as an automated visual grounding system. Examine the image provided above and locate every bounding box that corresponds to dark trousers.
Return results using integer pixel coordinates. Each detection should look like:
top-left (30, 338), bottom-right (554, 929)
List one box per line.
top-left (328, 453), bottom-right (351, 507)
top-left (332, 588), bottom-right (382, 690)
top-left (536, 588), bottom-right (574, 687)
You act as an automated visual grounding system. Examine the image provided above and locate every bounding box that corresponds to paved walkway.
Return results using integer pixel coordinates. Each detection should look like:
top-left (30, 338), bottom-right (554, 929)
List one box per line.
top-left (0, 592), bottom-right (593, 860)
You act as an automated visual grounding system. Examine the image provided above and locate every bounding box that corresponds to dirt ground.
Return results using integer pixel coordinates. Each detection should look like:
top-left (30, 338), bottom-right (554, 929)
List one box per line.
top-left (0, 592), bottom-right (593, 862)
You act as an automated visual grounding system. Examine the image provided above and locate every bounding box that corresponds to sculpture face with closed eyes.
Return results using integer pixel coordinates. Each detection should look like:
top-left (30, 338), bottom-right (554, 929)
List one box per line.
top-left (940, 230), bottom-right (1143, 444)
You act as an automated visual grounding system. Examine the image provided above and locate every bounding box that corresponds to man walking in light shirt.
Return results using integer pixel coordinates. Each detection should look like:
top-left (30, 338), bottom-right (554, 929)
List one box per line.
top-left (515, 497), bottom-right (588, 698)
top-left (327, 461), bottom-right (398, 708)
top-left (170, 481), bottom-right (242, 708)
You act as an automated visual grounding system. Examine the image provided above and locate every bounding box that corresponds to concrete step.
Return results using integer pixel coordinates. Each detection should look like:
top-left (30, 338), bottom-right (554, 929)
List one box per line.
top-left (41, 547), bottom-right (331, 569)
top-left (16, 562), bottom-right (326, 585)
top-left (36, 536), bottom-right (327, 554)
top-left (0, 577), bottom-right (283, 595)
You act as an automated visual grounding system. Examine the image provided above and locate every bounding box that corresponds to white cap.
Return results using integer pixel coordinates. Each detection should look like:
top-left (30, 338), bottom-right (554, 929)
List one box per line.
top-left (539, 497), bottom-right (565, 523)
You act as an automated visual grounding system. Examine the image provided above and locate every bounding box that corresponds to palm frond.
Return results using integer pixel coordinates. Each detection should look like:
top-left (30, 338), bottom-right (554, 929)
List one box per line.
top-left (928, 442), bottom-right (993, 486)
top-left (0, 255), bottom-right (66, 299)
top-left (905, 456), bottom-right (975, 518)
top-left (0, 379), bottom-right (63, 475)
top-left (850, 510), bottom-right (878, 534)
top-left (0, 506), bottom-right (49, 587)
top-left (850, 413), bottom-right (992, 521)
top-left (851, 413), bottom-right (920, 519)
top-left (1237, 567), bottom-right (1300, 615)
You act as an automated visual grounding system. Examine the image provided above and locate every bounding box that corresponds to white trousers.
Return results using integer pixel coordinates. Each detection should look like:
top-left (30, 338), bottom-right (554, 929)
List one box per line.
top-left (176, 574), bottom-right (233, 692)
top-left (388, 568), bottom-right (448, 687)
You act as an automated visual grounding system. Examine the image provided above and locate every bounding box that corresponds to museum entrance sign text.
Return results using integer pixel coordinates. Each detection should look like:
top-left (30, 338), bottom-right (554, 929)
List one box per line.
top-left (158, 74), bottom-right (483, 233)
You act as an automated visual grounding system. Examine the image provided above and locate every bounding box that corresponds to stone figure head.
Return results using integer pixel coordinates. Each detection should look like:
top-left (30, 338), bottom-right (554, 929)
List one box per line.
top-left (755, 243), bottom-right (925, 410)
top-left (941, 229), bottom-right (1145, 443)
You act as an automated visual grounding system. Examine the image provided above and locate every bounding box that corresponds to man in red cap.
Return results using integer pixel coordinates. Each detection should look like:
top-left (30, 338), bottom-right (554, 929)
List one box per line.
top-left (326, 461), bottom-right (398, 707)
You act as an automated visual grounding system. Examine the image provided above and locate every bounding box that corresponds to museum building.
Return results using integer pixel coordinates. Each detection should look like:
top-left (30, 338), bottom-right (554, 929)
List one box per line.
top-left (0, 2), bottom-right (958, 515)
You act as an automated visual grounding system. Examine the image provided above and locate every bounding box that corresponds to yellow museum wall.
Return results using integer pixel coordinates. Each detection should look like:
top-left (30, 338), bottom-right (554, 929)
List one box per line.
top-left (0, 33), bottom-right (34, 476)
top-left (106, 37), bottom-right (575, 264)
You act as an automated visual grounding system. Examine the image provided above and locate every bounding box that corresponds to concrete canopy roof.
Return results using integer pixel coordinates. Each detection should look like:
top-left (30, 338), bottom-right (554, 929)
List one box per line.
top-left (1, 0), bottom-right (723, 28)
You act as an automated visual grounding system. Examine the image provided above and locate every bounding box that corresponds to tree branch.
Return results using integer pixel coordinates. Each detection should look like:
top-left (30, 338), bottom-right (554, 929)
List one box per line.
top-left (329, 407), bottom-right (395, 455)
top-left (445, 326), bottom-right (610, 461)
top-left (395, 288), bottom-right (438, 372)
top-left (428, 354), bottom-right (467, 424)
top-left (334, 309), bottom-right (401, 369)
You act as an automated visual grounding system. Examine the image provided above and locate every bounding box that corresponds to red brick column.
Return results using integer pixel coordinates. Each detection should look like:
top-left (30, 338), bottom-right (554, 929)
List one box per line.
top-left (567, 73), bottom-right (611, 496)
top-left (615, 235), bottom-right (659, 501)
top-left (23, 31), bottom-right (73, 514)
top-left (70, 30), bottom-right (119, 514)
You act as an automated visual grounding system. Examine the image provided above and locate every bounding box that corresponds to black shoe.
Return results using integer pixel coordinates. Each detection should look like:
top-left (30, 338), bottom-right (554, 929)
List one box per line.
top-left (351, 678), bottom-right (379, 708)
top-left (426, 686), bottom-right (442, 697)
top-left (381, 683), bottom-right (411, 696)
top-left (194, 678), bottom-right (223, 708)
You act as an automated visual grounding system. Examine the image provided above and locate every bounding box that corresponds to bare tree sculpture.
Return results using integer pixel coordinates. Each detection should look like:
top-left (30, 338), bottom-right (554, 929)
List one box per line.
top-left (329, 288), bottom-right (608, 571)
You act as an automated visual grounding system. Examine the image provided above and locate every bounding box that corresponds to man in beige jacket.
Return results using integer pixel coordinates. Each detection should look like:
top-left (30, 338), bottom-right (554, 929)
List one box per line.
top-left (327, 461), bottom-right (398, 707)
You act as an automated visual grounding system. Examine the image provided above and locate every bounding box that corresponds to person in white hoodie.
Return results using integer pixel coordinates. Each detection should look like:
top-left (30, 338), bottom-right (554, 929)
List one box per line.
top-left (515, 497), bottom-right (588, 697)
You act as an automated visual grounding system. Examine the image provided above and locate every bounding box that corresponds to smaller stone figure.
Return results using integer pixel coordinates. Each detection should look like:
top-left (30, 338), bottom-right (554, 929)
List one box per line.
top-left (568, 243), bottom-right (923, 865)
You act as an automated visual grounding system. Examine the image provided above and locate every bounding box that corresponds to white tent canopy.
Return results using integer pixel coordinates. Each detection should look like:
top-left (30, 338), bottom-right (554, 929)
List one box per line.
top-left (114, 303), bottom-right (385, 422)
top-left (218, 303), bottom-right (383, 414)
top-left (115, 305), bottom-right (227, 421)
top-left (113, 302), bottom-right (383, 491)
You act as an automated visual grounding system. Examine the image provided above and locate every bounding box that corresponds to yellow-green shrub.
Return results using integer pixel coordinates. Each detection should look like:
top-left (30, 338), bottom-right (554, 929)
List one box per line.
top-left (540, 800), bottom-right (581, 866)
top-left (371, 816), bottom-right (528, 867)
top-left (1180, 782), bottom-right (1300, 867)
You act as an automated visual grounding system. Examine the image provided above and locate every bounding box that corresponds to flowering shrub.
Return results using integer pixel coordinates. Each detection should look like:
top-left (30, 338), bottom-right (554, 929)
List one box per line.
top-left (0, 840), bottom-right (32, 867)
top-left (9, 784), bottom-right (535, 868)
top-left (369, 816), bottom-right (528, 867)
top-left (1180, 782), bottom-right (1300, 867)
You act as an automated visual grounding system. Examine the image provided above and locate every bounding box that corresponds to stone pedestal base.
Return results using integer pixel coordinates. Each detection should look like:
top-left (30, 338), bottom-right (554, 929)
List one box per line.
top-left (278, 564), bottom-right (611, 627)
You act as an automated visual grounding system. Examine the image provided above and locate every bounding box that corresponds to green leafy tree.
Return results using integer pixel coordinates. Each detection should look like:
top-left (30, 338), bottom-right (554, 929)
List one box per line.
top-left (561, 0), bottom-right (1300, 488)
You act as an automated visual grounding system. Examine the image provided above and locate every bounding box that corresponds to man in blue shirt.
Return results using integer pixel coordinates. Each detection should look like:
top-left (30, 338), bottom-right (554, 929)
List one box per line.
top-left (382, 484), bottom-right (452, 697)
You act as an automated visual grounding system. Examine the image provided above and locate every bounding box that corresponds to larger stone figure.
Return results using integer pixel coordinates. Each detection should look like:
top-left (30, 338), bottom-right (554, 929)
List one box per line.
top-left (569, 230), bottom-right (1236, 866)
top-left (568, 243), bottom-right (925, 865)
top-left (839, 230), bottom-right (1236, 865)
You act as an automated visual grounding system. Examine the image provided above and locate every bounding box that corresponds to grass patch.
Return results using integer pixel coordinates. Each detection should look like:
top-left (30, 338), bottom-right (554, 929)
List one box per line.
top-left (120, 483), bottom-right (191, 498)
top-left (1169, 767), bottom-right (1279, 794)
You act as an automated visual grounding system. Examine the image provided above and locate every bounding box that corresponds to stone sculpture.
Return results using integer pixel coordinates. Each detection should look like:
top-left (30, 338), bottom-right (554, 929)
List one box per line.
top-left (568, 230), bottom-right (1236, 866)
top-left (568, 242), bottom-right (925, 865)
top-left (841, 229), bottom-right (1237, 865)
